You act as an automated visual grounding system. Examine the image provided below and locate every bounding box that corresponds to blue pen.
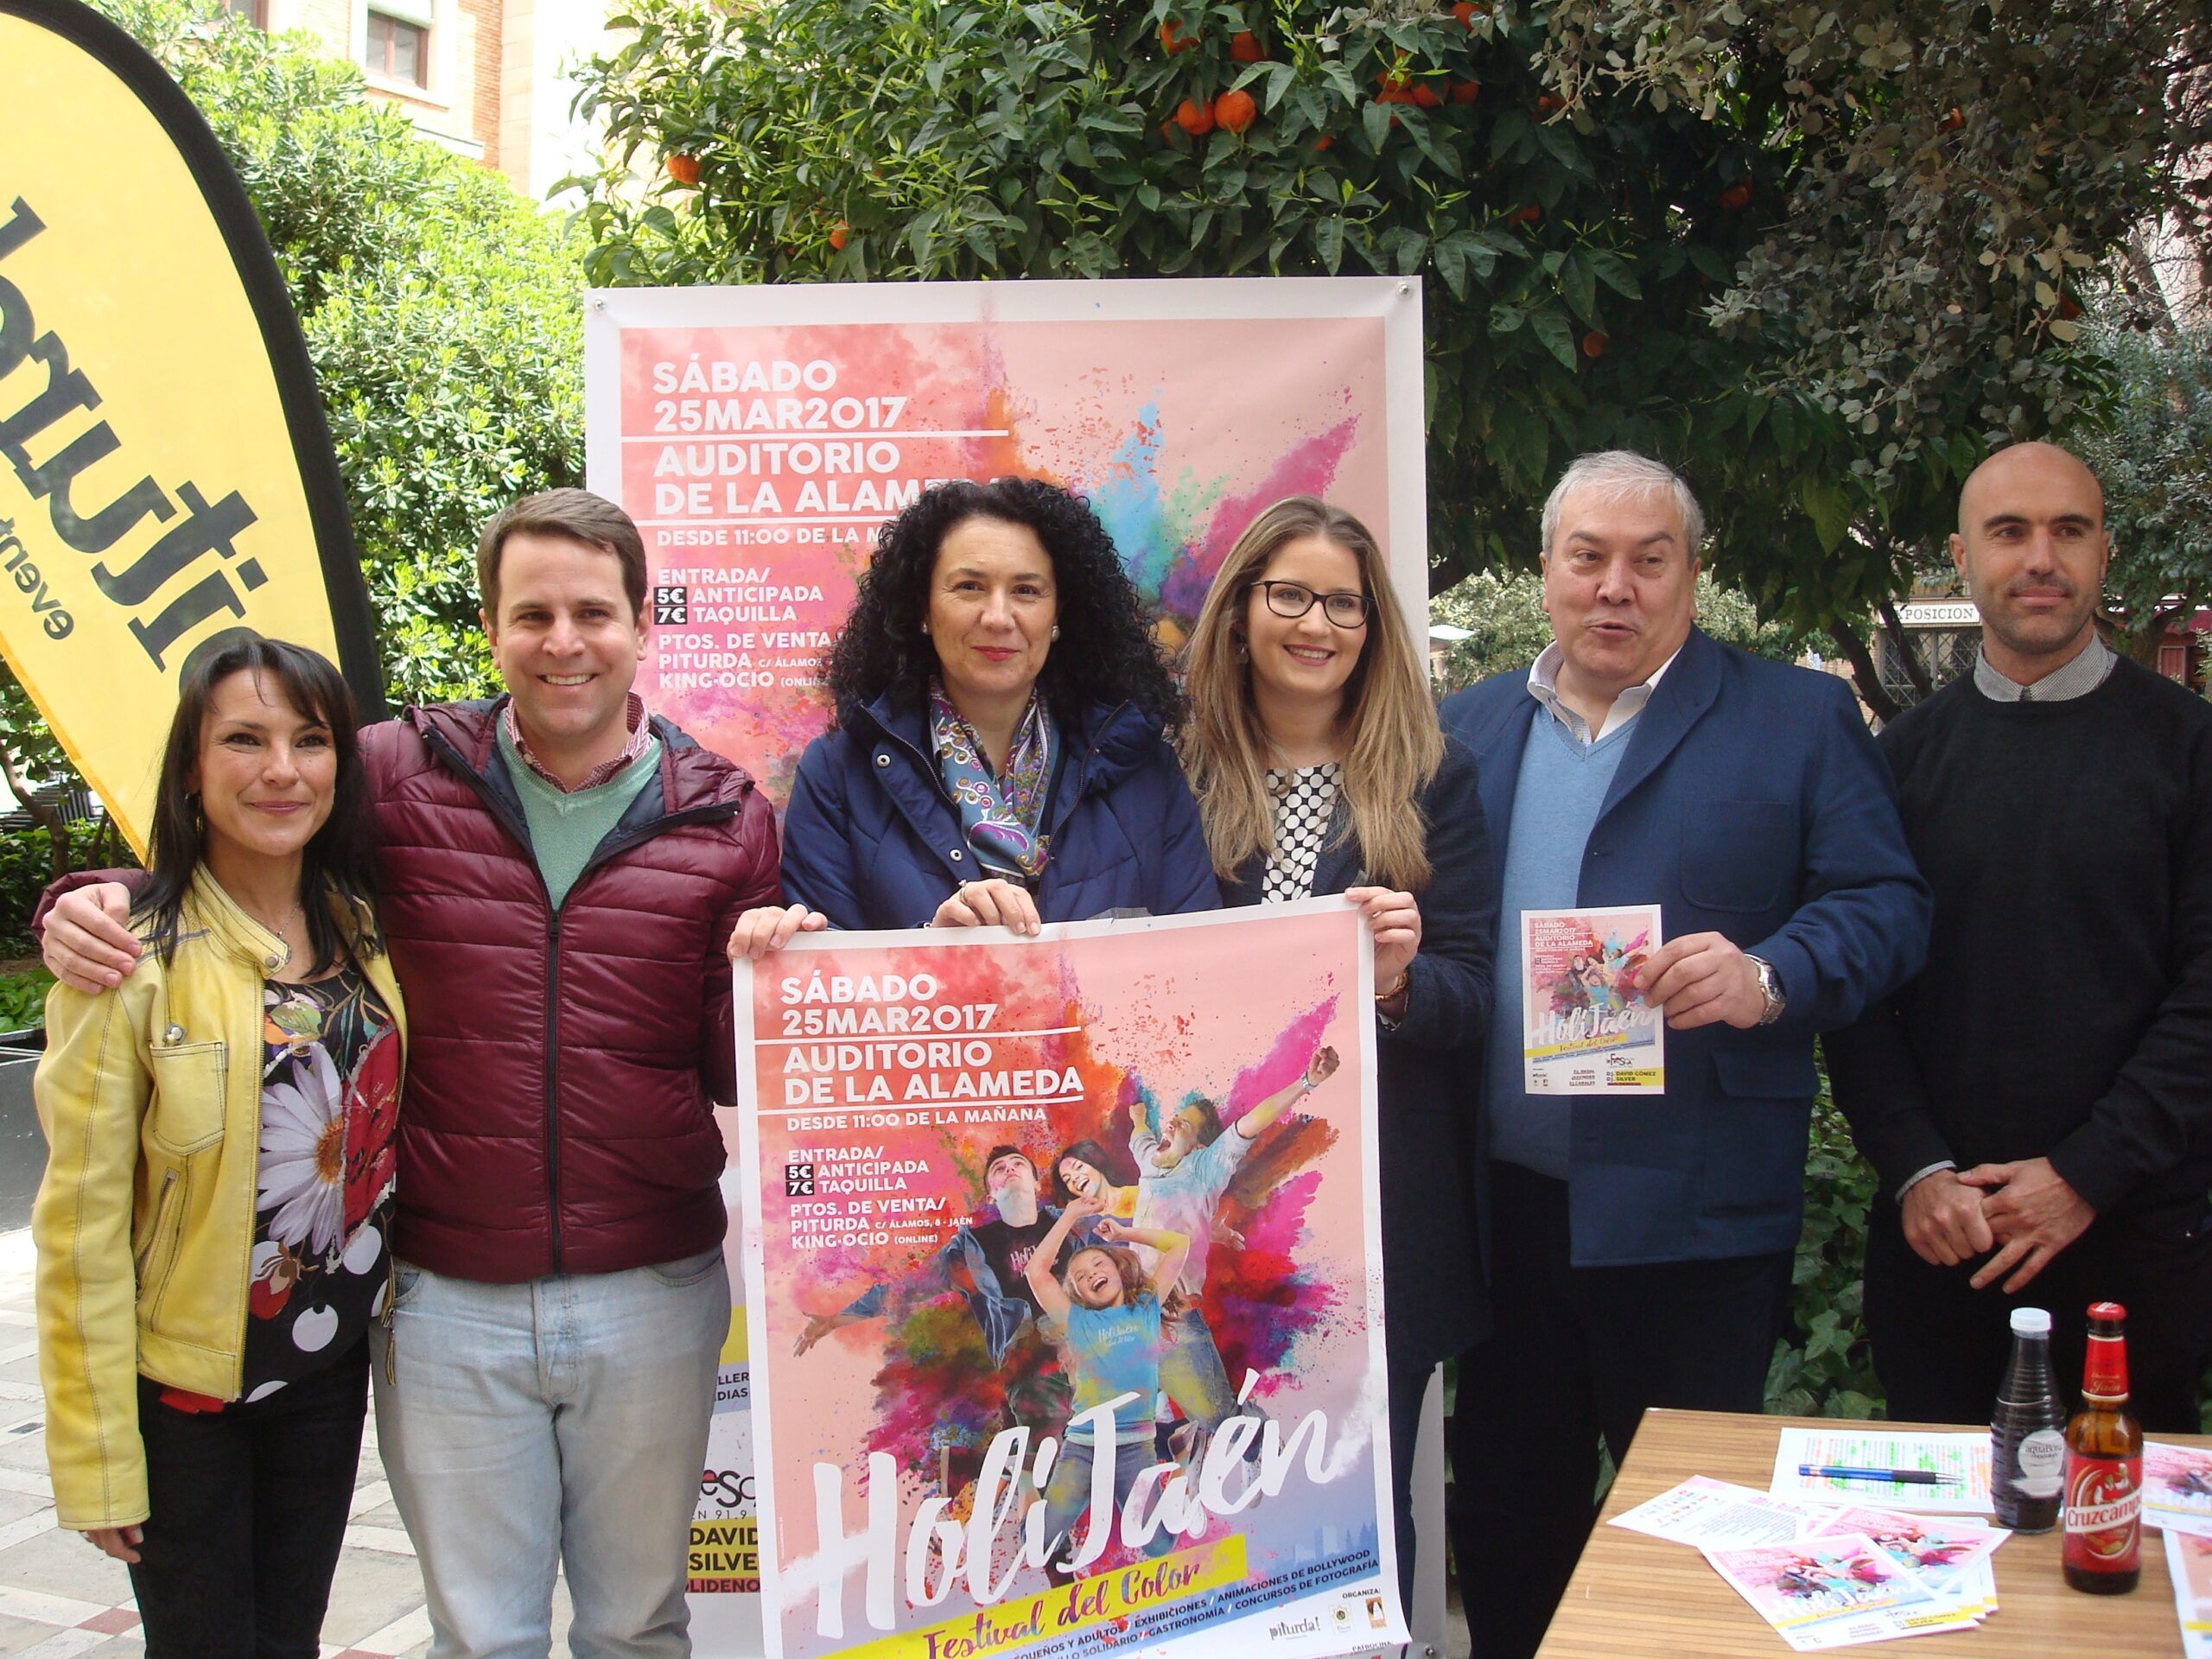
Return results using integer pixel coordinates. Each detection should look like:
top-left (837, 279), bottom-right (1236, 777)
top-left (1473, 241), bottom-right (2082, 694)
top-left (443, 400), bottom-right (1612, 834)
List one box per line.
top-left (1797, 1465), bottom-right (1955, 1486)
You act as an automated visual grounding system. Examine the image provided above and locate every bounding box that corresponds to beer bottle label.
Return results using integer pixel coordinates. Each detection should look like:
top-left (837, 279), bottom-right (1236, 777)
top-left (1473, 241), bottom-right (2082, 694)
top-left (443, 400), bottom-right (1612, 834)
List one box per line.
top-left (2014, 1429), bottom-right (2064, 1497)
top-left (2063, 1454), bottom-right (2142, 1573)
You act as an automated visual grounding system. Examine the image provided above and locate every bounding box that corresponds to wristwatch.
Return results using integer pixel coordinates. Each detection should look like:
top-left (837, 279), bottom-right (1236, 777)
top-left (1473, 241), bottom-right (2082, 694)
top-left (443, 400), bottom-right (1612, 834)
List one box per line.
top-left (1745, 955), bottom-right (1786, 1027)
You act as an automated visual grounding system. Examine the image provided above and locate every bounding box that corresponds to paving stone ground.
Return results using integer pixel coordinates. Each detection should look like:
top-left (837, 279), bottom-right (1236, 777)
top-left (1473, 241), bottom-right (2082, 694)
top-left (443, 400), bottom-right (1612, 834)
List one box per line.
top-left (0, 1229), bottom-right (1466, 1658)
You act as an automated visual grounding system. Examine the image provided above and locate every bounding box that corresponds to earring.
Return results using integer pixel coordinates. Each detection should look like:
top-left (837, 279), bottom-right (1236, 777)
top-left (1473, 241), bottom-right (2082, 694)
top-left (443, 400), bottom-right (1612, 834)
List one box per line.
top-left (1050, 625), bottom-right (1059, 640)
top-left (1234, 638), bottom-right (1249, 664)
top-left (920, 620), bottom-right (931, 635)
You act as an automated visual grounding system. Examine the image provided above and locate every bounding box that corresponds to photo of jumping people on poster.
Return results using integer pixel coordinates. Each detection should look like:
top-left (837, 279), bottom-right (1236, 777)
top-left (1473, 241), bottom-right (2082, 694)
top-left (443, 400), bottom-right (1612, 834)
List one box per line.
top-left (731, 900), bottom-right (1399, 1659)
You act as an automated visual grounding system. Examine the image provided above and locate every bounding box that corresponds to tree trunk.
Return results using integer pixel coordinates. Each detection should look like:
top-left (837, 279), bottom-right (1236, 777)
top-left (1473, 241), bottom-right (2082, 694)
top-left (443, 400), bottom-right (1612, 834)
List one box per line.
top-left (1875, 598), bottom-right (1933, 698)
top-left (0, 740), bottom-right (69, 880)
top-left (1828, 619), bottom-right (1903, 724)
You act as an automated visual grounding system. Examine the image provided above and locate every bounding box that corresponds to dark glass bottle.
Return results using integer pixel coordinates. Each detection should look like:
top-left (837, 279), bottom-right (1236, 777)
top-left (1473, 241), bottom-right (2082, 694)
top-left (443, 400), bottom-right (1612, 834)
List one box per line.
top-left (2063, 1301), bottom-right (2143, 1594)
top-left (1991, 1306), bottom-right (2063, 1532)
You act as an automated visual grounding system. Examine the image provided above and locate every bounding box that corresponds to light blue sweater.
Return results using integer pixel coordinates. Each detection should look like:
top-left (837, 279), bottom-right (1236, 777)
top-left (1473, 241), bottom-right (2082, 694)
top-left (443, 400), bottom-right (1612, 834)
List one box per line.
top-left (1484, 715), bottom-right (1635, 1178)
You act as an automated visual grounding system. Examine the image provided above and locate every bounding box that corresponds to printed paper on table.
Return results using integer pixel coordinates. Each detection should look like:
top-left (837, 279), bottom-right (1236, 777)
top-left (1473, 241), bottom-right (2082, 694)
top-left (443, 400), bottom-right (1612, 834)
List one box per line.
top-left (1607, 1477), bottom-right (1814, 1548)
top-left (1769, 1427), bottom-right (1993, 1515)
top-left (2145, 1442), bottom-right (2212, 1538)
top-left (731, 900), bottom-right (1401, 1659)
top-left (2164, 1527), bottom-right (2212, 1658)
top-left (1520, 905), bottom-right (1664, 1095)
top-left (1803, 1506), bottom-right (2006, 1618)
top-left (1702, 1534), bottom-right (1978, 1650)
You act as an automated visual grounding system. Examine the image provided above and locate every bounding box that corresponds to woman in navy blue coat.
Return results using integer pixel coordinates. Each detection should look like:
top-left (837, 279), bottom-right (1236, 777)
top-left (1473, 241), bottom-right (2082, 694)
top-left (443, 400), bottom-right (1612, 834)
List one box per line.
top-left (731, 478), bottom-right (1218, 950)
top-left (1179, 496), bottom-right (1496, 1611)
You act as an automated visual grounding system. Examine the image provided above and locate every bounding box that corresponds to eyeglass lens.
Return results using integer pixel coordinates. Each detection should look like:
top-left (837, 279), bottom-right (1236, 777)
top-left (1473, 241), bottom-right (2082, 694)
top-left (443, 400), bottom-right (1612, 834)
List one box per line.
top-left (1262, 582), bottom-right (1369, 627)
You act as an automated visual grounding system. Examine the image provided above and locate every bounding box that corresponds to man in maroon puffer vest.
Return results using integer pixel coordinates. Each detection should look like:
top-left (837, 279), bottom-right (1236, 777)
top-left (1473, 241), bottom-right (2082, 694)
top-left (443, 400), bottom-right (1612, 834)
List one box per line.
top-left (42, 490), bottom-right (779, 1656)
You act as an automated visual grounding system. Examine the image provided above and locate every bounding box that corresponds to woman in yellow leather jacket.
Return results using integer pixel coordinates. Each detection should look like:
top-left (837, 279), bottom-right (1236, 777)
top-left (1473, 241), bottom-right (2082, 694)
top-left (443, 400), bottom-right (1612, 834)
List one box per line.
top-left (34, 638), bottom-right (404, 1659)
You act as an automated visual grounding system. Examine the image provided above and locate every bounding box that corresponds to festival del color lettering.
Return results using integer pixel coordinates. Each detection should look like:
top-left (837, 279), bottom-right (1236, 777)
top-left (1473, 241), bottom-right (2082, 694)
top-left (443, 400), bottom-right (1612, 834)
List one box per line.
top-left (733, 902), bottom-right (1403, 1659)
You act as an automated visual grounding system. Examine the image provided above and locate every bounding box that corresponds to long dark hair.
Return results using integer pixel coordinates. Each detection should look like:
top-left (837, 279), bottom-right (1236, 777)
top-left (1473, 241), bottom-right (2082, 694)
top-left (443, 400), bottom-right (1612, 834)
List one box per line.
top-left (822, 477), bottom-right (1181, 728)
top-left (1052, 1136), bottom-right (1132, 1205)
top-left (136, 637), bottom-right (380, 972)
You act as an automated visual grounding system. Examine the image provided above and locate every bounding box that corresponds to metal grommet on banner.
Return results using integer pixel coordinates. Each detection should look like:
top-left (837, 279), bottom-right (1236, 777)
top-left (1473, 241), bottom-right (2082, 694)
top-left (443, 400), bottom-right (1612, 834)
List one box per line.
top-left (874, 753), bottom-right (891, 768)
top-left (950, 849), bottom-right (964, 862)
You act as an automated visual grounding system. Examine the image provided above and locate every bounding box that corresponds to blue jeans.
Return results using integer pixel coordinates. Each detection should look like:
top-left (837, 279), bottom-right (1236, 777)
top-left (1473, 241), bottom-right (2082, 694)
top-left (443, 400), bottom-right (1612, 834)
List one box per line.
top-left (370, 1251), bottom-right (728, 1658)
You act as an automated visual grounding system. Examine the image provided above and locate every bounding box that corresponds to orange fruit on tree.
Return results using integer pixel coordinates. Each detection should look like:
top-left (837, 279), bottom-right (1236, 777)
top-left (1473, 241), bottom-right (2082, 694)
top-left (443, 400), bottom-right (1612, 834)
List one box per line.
top-left (829, 220), bottom-right (849, 251)
top-left (1451, 79), bottom-right (1481, 105)
top-left (1159, 18), bottom-right (1195, 54)
top-left (1940, 105), bottom-right (1965, 131)
top-left (1230, 29), bottom-right (1265, 61)
top-left (1580, 330), bottom-right (1607, 359)
top-left (1536, 92), bottom-right (1566, 116)
top-left (1719, 181), bottom-right (1751, 210)
top-left (1214, 88), bottom-right (1257, 133)
top-left (1174, 97), bottom-right (1216, 137)
top-left (1411, 83), bottom-right (1443, 108)
top-left (1313, 131), bottom-right (1336, 151)
top-left (1506, 202), bottom-right (1541, 226)
top-left (1451, 0), bottom-right (1483, 26)
top-left (665, 153), bottom-right (702, 186)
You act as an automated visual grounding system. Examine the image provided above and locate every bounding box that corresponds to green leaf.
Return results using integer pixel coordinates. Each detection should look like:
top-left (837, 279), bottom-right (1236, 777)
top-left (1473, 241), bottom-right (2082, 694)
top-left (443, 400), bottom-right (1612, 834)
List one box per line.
top-left (1313, 216), bottom-right (1344, 275)
top-left (1433, 233), bottom-right (1470, 300)
top-left (1362, 98), bottom-right (1393, 151)
top-left (1559, 253), bottom-right (1598, 324)
top-left (1529, 307), bottom-right (1577, 370)
top-left (1585, 247), bottom-right (1639, 299)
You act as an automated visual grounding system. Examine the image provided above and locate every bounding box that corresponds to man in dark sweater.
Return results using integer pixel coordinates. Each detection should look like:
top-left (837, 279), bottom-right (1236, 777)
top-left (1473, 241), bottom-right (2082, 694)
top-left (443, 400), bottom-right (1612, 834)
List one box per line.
top-left (1828, 441), bottom-right (2212, 1431)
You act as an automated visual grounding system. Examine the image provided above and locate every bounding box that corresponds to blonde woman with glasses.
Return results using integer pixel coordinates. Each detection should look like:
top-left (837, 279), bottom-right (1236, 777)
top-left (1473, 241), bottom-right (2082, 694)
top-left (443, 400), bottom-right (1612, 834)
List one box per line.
top-left (1179, 496), bottom-right (1496, 1609)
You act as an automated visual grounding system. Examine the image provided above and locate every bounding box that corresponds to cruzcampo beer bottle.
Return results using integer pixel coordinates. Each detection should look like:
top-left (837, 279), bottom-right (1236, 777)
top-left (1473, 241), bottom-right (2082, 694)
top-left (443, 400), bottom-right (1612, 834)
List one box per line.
top-left (1992, 1306), bottom-right (2064, 1532)
top-left (2063, 1302), bottom-right (2143, 1593)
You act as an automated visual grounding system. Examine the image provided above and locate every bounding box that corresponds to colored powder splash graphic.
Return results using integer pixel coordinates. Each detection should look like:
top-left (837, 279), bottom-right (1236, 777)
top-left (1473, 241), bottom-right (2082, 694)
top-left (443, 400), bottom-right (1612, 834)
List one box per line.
top-left (1080, 401), bottom-right (1361, 629)
top-left (858, 998), bottom-right (1344, 1476)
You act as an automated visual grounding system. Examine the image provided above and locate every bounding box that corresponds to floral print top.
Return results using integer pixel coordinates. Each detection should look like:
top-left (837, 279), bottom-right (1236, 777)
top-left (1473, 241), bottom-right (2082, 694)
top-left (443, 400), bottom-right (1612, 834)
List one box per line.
top-left (156, 964), bottom-right (400, 1412)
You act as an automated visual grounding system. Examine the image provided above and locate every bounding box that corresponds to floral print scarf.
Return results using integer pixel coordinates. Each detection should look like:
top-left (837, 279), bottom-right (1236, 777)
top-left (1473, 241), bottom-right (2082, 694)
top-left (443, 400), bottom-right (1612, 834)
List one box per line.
top-left (930, 677), bottom-right (1056, 882)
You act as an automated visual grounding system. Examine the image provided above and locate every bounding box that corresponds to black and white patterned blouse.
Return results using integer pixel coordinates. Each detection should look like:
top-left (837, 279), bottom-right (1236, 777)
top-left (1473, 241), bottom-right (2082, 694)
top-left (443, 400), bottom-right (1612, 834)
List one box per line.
top-left (1262, 761), bottom-right (1343, 902)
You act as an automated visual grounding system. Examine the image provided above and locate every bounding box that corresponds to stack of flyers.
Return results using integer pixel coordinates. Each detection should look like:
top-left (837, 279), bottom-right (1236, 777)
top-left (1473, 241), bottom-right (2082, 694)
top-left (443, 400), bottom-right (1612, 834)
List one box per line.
top-left (1609, 1478), bottom-right (2007, 1644)
top-left (1802, 1507), bottom-right (2005, 1621)
top-left (1702, 1535), bottom-right (1980, 1650)
top-left (2165, 1529), bottom-right (2212, 1659)
top-left (2145, 1442), bottom-right (2212, 1538)
top-left (1520, 904), bottom-right (1664, 1094)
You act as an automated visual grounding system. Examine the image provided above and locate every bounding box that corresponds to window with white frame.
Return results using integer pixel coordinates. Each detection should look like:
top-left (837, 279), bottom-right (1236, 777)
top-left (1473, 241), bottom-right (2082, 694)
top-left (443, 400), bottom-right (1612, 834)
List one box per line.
top-left (364, 3), bottom-right (430, 87)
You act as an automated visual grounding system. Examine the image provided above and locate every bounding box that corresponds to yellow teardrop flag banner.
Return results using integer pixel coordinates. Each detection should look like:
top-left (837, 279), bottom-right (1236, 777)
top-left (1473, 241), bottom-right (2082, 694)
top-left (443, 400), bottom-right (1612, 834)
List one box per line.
top-left (0, 0), bottom-right (380, 856)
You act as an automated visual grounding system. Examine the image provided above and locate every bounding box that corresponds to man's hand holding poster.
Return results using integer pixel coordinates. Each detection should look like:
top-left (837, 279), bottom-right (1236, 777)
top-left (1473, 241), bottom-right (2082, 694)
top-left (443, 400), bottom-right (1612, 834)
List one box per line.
top-left (732, 900), bottom-right (1402, 1659)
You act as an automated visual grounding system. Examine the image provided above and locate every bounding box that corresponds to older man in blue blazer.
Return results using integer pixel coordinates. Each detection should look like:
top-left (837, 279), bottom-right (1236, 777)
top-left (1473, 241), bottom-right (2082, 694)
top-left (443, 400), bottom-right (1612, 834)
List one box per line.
top-left (1440, 451), bottom-right (1929, 1659)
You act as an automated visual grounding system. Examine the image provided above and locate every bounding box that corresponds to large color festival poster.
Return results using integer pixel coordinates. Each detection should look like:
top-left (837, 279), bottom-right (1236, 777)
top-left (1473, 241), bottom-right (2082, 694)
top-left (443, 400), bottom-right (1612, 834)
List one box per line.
top-left (732, 902), bottom-right (1400, 1659)
top-left (583, 279), bottom-right (1427, 802)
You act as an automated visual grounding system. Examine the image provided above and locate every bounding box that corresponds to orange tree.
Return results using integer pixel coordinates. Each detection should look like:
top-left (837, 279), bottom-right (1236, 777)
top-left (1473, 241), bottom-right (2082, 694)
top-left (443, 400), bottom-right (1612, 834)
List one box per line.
top-left (569, 0), bottom-right (2210, 713)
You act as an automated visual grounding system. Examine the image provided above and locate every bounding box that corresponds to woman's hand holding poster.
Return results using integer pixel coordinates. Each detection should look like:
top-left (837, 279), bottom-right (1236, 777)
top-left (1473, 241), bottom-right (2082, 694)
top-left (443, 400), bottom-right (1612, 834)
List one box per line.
top-left (731, 900), bottom-right (1402, 1659)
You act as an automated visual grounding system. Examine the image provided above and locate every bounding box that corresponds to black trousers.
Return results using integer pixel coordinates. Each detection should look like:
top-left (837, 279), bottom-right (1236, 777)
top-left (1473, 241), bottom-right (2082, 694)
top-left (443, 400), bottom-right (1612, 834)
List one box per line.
top-left (1865, 1202), bottom-right (2212, 1434)
top-left (1447, 1164), bottom-right (1792, 1659)
top-left (1387, 1355), bottom-right (1432, 1614)
top-left (129, 1341), bottom-right (370, 1659)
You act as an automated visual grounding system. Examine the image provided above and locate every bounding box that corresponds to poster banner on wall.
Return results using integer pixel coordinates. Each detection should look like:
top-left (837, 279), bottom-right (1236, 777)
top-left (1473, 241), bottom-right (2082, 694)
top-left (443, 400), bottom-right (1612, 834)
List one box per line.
top-left (583, 278), bottom-right (1425, 801)
top-left (0, 0), bottom-right (381, 853)
top-left (731, 899), bottom-right (1400, 1659)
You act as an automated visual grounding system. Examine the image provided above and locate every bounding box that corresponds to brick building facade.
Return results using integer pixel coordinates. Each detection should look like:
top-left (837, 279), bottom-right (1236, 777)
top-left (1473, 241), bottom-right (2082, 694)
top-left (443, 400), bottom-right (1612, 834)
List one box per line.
top-left (232, 0), bottom-right (612, 198)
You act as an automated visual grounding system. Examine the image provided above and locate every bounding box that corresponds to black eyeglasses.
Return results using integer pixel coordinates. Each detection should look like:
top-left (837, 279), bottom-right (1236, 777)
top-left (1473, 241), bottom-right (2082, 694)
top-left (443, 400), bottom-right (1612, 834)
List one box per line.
top-left (1254, 580), bottom-right (1372, 628)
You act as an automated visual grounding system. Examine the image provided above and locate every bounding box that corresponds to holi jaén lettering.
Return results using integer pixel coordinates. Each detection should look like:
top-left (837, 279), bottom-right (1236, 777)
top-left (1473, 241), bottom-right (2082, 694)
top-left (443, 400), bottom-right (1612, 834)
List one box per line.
top-left (804, 1378), bottom-right (1343, 1638)
top-left (0, 197), bottom-right (268, 670)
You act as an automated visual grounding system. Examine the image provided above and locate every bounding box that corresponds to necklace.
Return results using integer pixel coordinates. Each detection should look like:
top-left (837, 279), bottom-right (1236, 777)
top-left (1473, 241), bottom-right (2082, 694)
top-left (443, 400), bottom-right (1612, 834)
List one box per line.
top-left (240, 896), bottom-right (305, 939)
